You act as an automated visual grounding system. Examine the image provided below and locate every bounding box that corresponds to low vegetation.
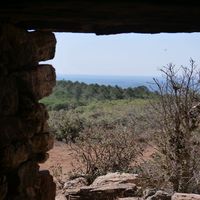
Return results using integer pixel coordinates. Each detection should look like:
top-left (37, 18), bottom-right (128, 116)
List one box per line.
top-left (41, 80), bottom-right (154, 110)
top-left (48, 99), bottom-right (150, 143)
top-left (45, 60), bottom-right (200, 193)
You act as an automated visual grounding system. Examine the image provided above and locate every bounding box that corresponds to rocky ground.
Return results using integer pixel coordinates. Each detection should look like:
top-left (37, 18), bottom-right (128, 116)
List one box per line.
top-left (40, 140), bottom-right (200, 200)
top-left (55, 172), bottom-right (200, 200)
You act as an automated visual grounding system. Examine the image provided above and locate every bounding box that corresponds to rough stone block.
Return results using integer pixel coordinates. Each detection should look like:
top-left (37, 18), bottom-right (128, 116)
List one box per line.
top-left (19, 98), bottom-right (48, 119)
top-left (37, 170), bottom-right (56, 200)
top-left (64, 177), bottom-right (88, 190)
top-left (32, 152), bottom-right (49, 164)
top-left (0, 114), bottom-right (48, 150)
top-left (56, 194), bottom-right (67, 200)
top-left (18, 161), bottom-right (40, 199)
top-left (118, 198), bottom-right (143, 200)
top-left (172, 193), bottom-right (200, 200)
top-left (28, 31), bottom-right (56, 62)
top-left (0, 24), bottom-right (56, 71)
top-left (30, 132), bottom-right (54, 153)
top-left (146, 190), bottom-right (171, 200)
top-left (66, 173), bottom-right (141, 200)
top-left (0, 105), bottom-right (48, 148)
top-left (0, 176), bottom-right (7, 200)
top-left (17, 162), bottom-right (56, 200)
top-left (0, 77), bottom-right (18, 116)
top-left (0, 143), bottom-right (29, 170)
top-left (16, 64), bottom-right (56, 100)
top-left (0, 117), bottom-right (24, 148)
top-left (19, 101), bottom-right (49, 134)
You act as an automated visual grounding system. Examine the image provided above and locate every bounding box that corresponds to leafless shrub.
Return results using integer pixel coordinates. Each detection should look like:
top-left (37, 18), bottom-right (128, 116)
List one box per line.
top-left (69, 125), bottom-right (142, 183)
top-left (141, 59), bottom-right (200, 193)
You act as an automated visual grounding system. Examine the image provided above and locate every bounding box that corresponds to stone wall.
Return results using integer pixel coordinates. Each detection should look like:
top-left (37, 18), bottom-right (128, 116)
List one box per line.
top-left (0, 24), bottom-right (56, 199)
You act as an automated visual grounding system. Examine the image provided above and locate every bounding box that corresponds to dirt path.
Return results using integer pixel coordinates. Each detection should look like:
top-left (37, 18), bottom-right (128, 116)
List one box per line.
top-left (40, 140), bottom-right (75, 177)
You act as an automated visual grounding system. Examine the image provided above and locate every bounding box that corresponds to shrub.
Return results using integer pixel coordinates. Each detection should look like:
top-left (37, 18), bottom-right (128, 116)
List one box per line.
top-left (69, 125), bottom-right (142, 183)
top-left (48, 110), bottom-right (84, 143)
top-left (142, 60), bottom-right (200, 193)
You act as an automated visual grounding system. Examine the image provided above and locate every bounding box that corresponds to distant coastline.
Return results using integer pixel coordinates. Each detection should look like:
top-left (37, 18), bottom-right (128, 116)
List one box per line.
top-left (56, 74), bottom-right (160, 89)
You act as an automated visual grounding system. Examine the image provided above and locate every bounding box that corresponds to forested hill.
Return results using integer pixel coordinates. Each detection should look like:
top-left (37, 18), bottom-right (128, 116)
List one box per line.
top-left (41, 80), bottom-right (154, 110)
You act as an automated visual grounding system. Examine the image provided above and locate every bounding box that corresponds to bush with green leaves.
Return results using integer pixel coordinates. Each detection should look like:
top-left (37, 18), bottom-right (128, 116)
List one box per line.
top-left (48, 99), bottom-right (151, 142)
top-left (48, 110), bottom-right (84, 143)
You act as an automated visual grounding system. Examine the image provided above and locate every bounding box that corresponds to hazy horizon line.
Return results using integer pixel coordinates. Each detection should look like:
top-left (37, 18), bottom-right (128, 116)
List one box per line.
top-left (56, 73), bottom-right (161, 78)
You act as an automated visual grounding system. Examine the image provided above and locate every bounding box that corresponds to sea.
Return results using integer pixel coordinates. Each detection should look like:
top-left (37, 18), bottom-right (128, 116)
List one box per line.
top-left (57, 74), bottom-right (161, 89)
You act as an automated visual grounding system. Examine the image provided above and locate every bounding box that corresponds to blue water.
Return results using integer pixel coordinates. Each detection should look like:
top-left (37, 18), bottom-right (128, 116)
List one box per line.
top-left (57, 74), bottom-right (161, 89)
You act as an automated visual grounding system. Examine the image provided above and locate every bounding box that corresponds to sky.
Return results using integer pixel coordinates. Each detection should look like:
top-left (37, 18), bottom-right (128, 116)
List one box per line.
top-left (47, 32), bottom-right (200, 76)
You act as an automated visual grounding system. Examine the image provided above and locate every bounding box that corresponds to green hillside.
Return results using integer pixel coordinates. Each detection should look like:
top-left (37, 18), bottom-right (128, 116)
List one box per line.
top-left (41, 80), bottom-right (154, 110)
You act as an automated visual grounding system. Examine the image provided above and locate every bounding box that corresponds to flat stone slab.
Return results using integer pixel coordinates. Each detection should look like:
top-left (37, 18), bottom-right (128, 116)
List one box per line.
top-left (118, 198), bottom-right (143, 200)
top-left (172, 193), bottom-right (200, 200)
top-left (65, 173), bottom-right (141, 200)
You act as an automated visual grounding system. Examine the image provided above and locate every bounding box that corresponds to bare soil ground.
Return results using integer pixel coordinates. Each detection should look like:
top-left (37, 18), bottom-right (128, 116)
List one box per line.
top-left (40, 140), bottom-right (75, 177)
top-left (40, 140), bottom-right (156, 177)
